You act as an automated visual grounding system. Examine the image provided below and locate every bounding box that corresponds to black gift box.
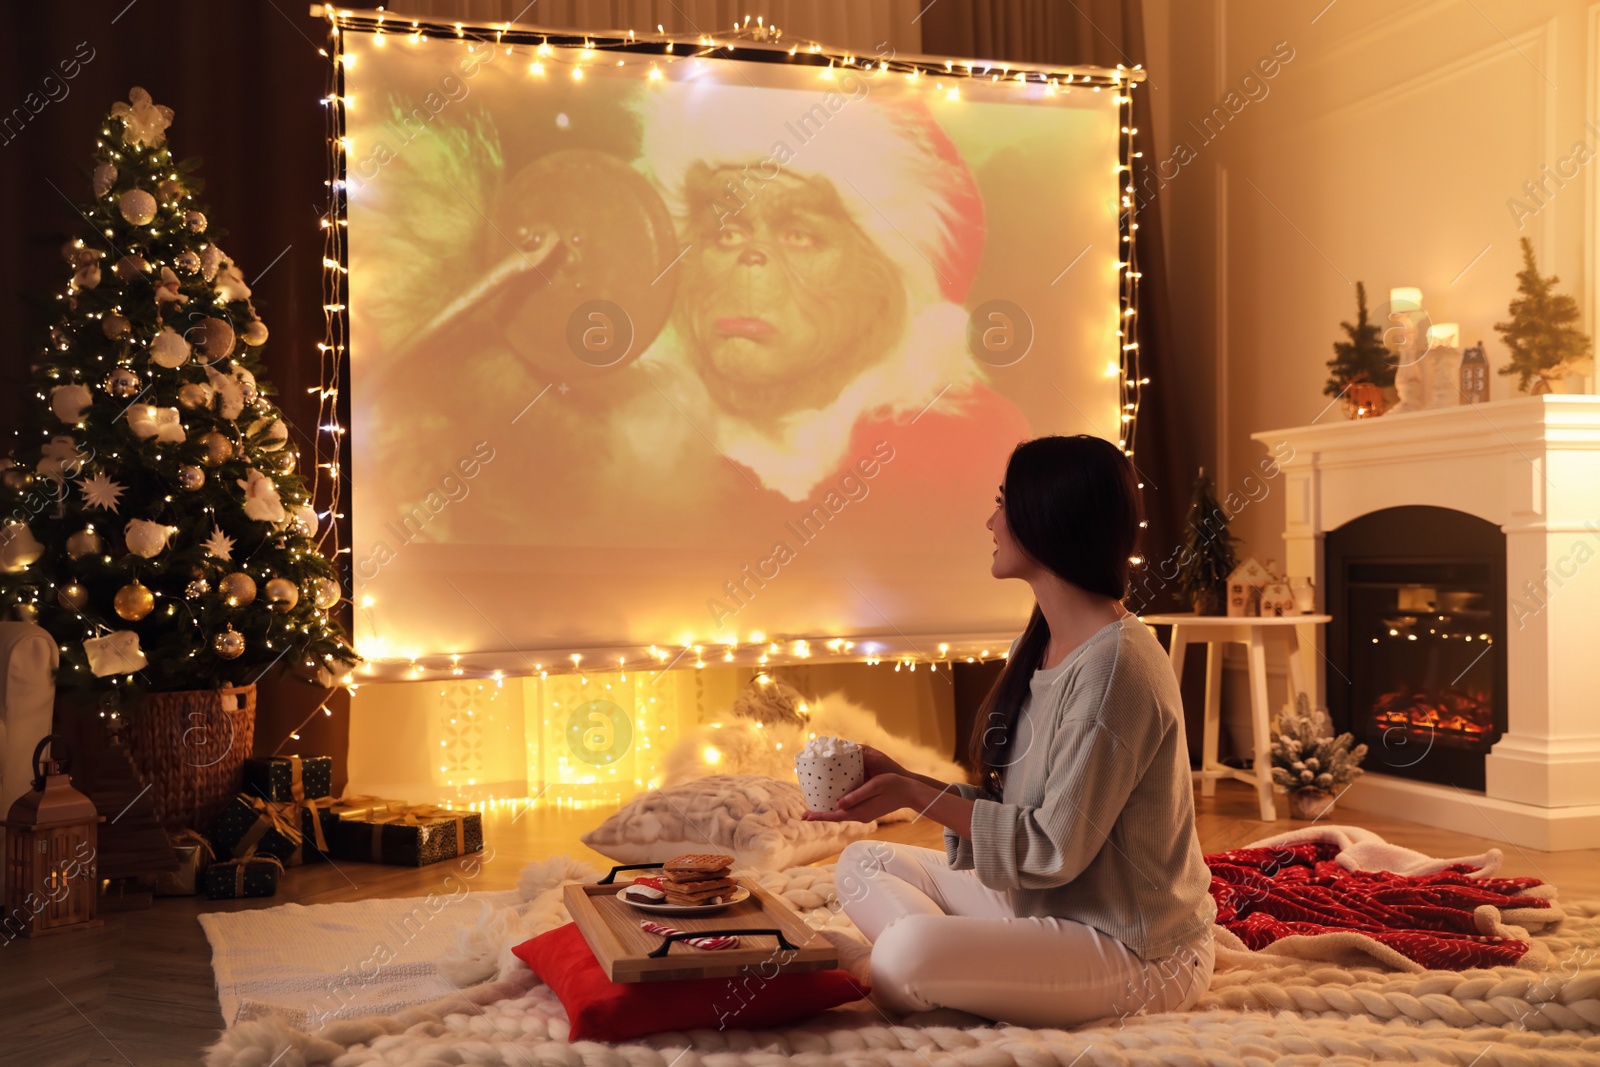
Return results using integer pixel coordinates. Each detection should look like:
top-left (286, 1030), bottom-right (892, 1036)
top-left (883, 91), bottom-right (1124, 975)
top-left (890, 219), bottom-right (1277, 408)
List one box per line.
top-left (243, 754), bottom-right (334, 803)
top-left (203, 856), bottom-right (283, 899)
top-left (330, 805), bottom-right (483, 867)
top-left (206, 794), bottom-right (303, 863)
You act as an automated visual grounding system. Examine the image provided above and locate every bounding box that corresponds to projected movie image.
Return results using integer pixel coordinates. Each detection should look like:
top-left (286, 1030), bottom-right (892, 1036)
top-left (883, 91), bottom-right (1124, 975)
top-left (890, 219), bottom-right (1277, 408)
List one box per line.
top-left (346, 38), bottom-right (1124, 663)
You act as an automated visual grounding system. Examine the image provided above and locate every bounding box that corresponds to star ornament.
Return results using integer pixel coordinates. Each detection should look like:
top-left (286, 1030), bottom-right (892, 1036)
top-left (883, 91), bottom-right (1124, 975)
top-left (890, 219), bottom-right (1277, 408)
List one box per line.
top-left (202, 525), bottom-right (235, 562)
top-left (78, 471), bottom-right (126, 513)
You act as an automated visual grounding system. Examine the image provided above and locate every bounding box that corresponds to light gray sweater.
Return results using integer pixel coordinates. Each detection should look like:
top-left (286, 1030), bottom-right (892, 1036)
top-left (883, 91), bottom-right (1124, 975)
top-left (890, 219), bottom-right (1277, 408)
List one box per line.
top-left (944, 615), bottom-right (1217, 960)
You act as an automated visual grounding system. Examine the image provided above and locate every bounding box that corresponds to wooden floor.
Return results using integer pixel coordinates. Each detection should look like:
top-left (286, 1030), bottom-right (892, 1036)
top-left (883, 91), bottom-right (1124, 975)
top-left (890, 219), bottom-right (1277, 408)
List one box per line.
top-left (8, 780), bottom-right (1599, 1067)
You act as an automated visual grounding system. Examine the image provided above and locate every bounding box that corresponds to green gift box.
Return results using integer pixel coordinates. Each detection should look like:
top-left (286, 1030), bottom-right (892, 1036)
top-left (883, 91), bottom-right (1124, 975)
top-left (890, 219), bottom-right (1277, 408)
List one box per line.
top-left (203, 856), bottom-right (283, 899)
top-left (206, 794), bottom-right (303, 863)
top-left (330, 804), bottom-right (483, 867)
top-left (243, 755), bottom-right (334, 803)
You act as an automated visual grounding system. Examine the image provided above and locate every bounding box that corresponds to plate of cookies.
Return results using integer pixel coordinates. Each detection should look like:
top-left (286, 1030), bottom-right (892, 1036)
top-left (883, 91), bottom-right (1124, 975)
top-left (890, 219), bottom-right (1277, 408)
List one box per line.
top-left (617, 853), bottom-right (749, 913)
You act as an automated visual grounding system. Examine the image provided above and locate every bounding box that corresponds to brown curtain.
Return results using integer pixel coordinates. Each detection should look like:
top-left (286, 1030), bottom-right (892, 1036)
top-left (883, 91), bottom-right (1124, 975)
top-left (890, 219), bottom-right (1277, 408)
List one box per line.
top-left (922, 0), bottom-right (1198, 616)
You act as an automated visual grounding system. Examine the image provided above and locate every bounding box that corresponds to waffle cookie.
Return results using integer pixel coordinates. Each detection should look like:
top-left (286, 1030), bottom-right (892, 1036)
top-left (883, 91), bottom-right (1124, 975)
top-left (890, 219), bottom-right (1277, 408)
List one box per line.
top-left (663, 853), bottom-right (735, 875)
top-left (663, 874), bottom-right (735, 895)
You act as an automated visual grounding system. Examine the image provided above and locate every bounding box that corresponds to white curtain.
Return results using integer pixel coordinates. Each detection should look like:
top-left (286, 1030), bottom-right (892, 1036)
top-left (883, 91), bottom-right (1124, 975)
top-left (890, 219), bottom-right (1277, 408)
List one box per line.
top-left (377, 0), bottom-right (927, 57)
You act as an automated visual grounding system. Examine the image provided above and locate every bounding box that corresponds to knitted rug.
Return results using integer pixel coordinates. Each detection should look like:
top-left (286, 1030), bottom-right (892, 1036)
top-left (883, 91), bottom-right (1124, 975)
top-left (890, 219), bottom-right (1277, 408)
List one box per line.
top-left (205, 826), bottom-right (1600, 1066)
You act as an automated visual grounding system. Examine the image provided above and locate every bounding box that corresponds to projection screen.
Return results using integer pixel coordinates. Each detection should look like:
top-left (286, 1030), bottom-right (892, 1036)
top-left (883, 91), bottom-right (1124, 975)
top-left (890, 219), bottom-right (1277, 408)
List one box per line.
top-left (345, 32), bottom-right (1126, 671)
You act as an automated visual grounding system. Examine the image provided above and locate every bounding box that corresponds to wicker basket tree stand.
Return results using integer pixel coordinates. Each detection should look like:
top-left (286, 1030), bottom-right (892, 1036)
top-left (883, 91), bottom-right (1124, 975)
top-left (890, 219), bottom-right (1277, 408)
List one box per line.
top-left (121, 684), bottom-right (257, 833)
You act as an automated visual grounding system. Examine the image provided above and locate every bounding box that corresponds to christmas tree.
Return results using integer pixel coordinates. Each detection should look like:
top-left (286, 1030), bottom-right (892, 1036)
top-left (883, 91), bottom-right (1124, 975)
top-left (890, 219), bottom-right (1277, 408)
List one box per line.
top-left (1323, 281), bottom-right (1393, 398)
top-left (1494, 237), bottom-right (1592, 392)
top-left (0, 87), bottom-right (357, 698)
top-left (1175, 468), bottom-right (1237, 615)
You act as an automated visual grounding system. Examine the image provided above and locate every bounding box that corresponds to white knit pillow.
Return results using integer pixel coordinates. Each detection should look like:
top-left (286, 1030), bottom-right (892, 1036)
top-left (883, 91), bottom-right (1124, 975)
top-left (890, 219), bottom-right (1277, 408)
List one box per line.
top-left (579, 774), bottom-right (875, 871)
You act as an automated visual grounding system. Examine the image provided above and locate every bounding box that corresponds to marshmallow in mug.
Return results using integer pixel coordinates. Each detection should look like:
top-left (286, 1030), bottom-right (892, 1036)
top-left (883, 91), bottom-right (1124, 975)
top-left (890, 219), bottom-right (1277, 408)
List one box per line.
top-left (798, 735), bottom-right (861, 760)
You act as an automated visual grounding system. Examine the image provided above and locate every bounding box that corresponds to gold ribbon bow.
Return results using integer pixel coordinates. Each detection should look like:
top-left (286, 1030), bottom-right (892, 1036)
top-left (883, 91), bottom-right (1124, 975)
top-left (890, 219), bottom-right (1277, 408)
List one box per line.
top-left (233, 795), bottom-right (305, 859)
top-left (330, 794), bottom-right (401, 818)
top-left (366, 804), bottom-right (468, 862)
top-left (214, 854), bottom-right (284, 897)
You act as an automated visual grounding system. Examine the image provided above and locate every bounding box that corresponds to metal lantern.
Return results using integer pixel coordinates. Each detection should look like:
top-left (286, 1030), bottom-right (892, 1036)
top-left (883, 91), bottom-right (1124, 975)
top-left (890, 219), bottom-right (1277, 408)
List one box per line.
top-left (3, 735), bottom-right (104, 938)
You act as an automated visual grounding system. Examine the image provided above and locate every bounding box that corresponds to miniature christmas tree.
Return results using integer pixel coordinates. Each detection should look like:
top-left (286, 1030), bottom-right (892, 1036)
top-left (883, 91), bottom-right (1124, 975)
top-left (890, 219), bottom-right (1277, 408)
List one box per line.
top-left (1175, 468), bottom-right (1237, 615)
top-left (1494, 237), bottom-right (1592, 392)
top-left (1323, 281), bottom-right (1393, 398)
top-left (0, 87), bottom-right (357, 698)
top-left (1270, 692), bottom-right (1367, 795)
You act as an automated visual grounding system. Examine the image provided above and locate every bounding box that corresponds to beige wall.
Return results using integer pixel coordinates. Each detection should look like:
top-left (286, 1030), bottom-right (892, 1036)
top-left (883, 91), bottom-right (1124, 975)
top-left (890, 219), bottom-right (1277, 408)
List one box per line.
top-left (1147, 0), bottom-right (1597, 566)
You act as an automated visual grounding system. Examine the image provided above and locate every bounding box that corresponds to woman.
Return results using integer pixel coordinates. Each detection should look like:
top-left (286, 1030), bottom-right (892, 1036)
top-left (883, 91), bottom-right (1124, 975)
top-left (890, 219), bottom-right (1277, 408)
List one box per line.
top-left (803, 435), bottom-right (1216, 1028)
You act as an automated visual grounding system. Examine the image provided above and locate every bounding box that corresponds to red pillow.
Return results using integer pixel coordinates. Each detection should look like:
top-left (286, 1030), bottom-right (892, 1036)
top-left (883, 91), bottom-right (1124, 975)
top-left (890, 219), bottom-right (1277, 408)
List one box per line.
top-left (513, 922), bottom-right (869, 1042)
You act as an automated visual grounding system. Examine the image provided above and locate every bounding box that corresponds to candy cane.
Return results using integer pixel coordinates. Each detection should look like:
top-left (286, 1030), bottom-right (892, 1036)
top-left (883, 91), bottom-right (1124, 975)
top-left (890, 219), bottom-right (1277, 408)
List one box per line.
top-left (639, 920), bottom-right (740, 950)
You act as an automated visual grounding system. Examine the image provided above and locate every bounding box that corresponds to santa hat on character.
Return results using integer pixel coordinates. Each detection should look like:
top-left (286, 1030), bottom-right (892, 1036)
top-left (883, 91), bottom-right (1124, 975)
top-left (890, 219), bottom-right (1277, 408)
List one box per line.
top-left (633, 84), bottom-right (986, 313)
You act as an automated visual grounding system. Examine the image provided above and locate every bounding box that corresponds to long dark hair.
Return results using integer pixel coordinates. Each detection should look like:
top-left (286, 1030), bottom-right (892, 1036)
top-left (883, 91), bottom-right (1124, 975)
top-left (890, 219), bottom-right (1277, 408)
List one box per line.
top-left (967, 435), bottom-right (1142, 796)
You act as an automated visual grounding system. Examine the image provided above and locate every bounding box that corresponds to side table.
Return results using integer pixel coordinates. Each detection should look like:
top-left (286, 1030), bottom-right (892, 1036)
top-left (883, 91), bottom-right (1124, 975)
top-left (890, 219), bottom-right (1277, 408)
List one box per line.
top-left (1139, 614), bottom-right (1332, 821)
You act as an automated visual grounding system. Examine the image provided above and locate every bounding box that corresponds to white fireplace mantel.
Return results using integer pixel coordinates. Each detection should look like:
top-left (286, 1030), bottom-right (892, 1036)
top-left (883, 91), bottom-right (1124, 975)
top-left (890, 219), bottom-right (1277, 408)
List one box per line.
top-left (1253, 395), bottom-right (1600, 851)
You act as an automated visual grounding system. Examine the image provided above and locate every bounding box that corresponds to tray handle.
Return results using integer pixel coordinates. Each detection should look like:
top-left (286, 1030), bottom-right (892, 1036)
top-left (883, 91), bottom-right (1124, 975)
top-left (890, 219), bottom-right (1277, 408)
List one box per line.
top-left (596, 862), bottom-right (667, 885)
top-left (647, 928), bottom-right (797, 958)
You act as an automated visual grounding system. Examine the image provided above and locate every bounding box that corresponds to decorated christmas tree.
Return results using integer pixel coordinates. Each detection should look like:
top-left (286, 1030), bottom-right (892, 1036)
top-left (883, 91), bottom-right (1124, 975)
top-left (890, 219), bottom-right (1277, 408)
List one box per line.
top-left (1323, 281), bottom-right (1393, 398)
top-left (0, 88), bottom-right (357, 698)
top-left (1494, 237), bottom-right (1592, 392)
top-left (1175, 468), bottom-right (1237, 615)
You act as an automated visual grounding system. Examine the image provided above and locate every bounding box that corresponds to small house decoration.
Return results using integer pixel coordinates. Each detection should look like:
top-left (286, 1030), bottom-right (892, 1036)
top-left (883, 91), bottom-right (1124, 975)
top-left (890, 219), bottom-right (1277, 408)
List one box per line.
top-left (1259, 579), bottom-right (1299, 617)
top-left (1227, 557), bottom-right (1273, 617)
top-left (3, 736), bottom-right (104, 937)
top-left (1459, 341), bottom-right (1489, 404)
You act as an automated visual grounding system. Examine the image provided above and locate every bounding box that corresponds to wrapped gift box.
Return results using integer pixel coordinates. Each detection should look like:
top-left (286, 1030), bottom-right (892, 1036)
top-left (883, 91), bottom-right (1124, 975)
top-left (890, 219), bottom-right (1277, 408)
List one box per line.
top-left (155, 830), bottom-right (215, 896)
top-left (330, 805), bottom-right (483, 867)
top-left (206, 794), bottom-right (304, 864)
top-left (328, 795), bottom-right (404, 820)
top-left (296, 796), bottom-right (340, 864)
top-left (243, 754), bottom-right (334, 803)
top-left (204, 856), bottom-right (283, 899)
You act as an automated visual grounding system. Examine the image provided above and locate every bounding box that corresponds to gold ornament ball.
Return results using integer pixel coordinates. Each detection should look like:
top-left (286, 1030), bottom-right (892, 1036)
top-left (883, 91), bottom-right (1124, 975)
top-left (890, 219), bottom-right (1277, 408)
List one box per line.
top-left (220, 571), bottom-right (256, 607)
top-left (157, 177), bottom-right (183, 201)
top-left (177, 382), bottom-right (211, 409)
top-left (13, 602), bottom-right (39, 624)
top-left (58, 582), bottom-right (90, 610)
top-left (65, 527), bottom-right (103, 559)
top-left (177, 464), bottom-right (205, 490)
top-left (185, 210), bottom-right (207, 233)
top-left (312, 577), bottom-right (340, 609)
top-left (119, 188), bottom-right (157, 226)
top-left (269, 446), bottom-right (299, 476)
top-left (213, 626), bottom-right (245, 660)
top-left (175, 249), bottom-right (201, 274)
top-left (113, 580), bottom-right (154, 621)
top-left (264, 577), bottom-right (300, 612)
top-left (101, 314), bottom-right (131, 340)
top-left (185, 577), bottom-right (209, 599)
top-left (105, 367), bottom-right (140, 397)
top-left (112, 254), bottom-right (149, 282)
top-left (199, 431), bottom-right (233, 467)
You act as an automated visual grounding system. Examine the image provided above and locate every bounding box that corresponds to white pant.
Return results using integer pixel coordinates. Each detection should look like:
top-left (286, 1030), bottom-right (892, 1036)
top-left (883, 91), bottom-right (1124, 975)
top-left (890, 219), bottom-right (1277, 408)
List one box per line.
top-left (836, 840), bottom-right (1215, 1028)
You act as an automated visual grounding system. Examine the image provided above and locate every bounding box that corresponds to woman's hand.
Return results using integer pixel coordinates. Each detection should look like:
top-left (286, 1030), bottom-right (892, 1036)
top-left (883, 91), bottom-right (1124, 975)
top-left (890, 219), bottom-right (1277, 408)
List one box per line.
top-left (800, 773), bottom-right (922, 823)
top-left (859, 744), bottom-right (908, 781)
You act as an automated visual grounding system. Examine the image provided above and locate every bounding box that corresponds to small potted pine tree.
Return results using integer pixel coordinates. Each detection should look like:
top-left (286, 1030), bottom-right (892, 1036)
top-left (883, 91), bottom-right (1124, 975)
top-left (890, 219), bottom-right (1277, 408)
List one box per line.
top-left (1271, 693), bottom-right (1368, 819)
top-left (1324, 281), bottom-right (1393, 417)
top-left (1494, 237), bottom-right (1593, 395)
top-left (1175, 468), bottom-right (1237, 615)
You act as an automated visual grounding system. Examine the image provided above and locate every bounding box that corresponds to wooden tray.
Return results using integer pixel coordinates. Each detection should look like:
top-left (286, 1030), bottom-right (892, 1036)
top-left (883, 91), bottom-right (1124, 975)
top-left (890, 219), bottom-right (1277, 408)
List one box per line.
top-left (564, 863), bottom-right (839, 983)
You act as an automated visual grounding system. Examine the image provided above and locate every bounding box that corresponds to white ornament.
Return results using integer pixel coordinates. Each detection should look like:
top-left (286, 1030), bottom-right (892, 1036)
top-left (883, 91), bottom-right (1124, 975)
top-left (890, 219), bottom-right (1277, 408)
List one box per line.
top-left (149, 326), bottom-right (191, 368)
top-left (50, 384), bottom-right (93, 423)
top-left (119, 188), bottom-right (157, 226)
top-left (0, 523), bottom-right (45, 572)
top-left (38, 437), bottom-right (88, 483)
top-left (242, 320), bottom-right (268, 346)
top-left (202, 525), bottom-right (236, 561)
top-left (78, 471), bottom-right (126, 512)
top-left (234, 366), bottom-right (257, 401)
top-left (109, 87), bottom-right (174, 148)
top-left (124, 518), bottom-right (178, 558)
top-left (72, 262), bottom-right (101, 290)
top-left (247, 416), bottom-right (288, 452)
top-left (83, 630), bottom-right (148, 677)
top-left (215, 259), bottom-right (251, 304)
top-left (237, 468), bottom-right (286, 523)
top-left (127, 403), bottom-right (185, 443)
top-left (312, 577), bottom-right (341, 609)
top-left (154, 266), bottom-right (187, 307)
top-left (200, 244), bottom-right (223, 281)
top-left (92, 163), bottom-right (118, 197)
top-left (290, 504), bottom-right (319, 537)
top-left (206, 365), bottom-right (244, 419)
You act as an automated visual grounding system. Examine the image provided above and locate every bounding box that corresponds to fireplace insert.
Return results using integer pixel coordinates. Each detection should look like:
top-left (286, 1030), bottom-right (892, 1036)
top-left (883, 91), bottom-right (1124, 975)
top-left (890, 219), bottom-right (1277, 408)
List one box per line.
top-left (1324, 506), bottom-right (1506, 791)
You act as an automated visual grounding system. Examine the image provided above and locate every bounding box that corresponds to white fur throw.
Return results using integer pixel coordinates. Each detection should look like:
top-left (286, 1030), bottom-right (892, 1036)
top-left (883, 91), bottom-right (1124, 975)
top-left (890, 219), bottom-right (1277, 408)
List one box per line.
top-left (661, 691), bottom-right (969, 822)
top-left (579, 773), bottom-right (876, 870)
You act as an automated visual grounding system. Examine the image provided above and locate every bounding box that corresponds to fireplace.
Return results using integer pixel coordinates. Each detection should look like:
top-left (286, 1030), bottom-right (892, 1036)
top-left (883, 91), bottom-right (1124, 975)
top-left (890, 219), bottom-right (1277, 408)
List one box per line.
top-left (1254, 396), bottom-right (1600, 850)
top-left (1324, 507), bottom-right (1507, 791)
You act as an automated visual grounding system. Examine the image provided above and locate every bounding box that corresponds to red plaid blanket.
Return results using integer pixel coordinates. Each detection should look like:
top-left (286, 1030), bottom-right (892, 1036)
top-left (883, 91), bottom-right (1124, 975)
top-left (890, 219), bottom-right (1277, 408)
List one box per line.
top-left (1205, 840), bottom-right (1553, 970)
